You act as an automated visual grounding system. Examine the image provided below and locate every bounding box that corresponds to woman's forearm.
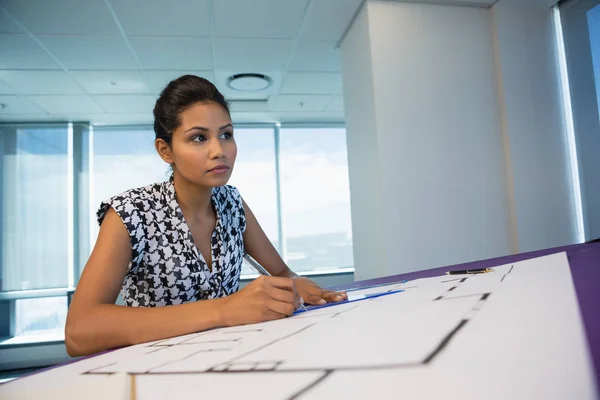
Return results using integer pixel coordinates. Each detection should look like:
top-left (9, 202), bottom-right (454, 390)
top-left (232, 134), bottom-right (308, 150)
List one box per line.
top-left (65, 298), bottom-right (227, 357)
top-left (277, 267), bottom-right (299, 279)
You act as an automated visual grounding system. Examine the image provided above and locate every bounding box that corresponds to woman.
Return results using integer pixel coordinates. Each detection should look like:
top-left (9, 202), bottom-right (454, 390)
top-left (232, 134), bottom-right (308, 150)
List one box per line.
top-left (65, 75), bottom-right (347, 357)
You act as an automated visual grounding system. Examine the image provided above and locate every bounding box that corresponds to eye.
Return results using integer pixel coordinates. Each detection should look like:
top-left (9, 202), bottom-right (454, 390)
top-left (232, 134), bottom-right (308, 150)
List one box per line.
top-left (191, 134), bottom-right (207, 142)
top-left (220, 131), bottom-right (234, 140)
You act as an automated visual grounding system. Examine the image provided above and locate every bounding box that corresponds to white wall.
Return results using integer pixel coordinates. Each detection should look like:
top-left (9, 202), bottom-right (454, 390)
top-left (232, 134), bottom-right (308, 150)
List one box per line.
top-left (341, 0), bottom-right (580, 281)
top-left (492, 3), bottom-right (579, 251)
top-left (343, 1), bottom-right (513, 280)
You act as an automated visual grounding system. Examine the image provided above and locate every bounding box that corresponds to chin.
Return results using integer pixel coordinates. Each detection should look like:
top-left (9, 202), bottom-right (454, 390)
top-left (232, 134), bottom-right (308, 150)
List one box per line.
top-left (208, 176), bottom-right (231, 187)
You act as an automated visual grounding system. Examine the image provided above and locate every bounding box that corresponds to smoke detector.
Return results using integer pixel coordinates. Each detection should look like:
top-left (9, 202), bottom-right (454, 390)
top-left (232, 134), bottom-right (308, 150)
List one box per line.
top-left (227, 73), bottom-right (271, 91)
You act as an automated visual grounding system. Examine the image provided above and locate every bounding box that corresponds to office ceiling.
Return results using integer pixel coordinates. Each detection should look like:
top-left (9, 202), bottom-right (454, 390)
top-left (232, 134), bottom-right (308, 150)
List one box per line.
top-left (0, 0), bottom-right (557, 126)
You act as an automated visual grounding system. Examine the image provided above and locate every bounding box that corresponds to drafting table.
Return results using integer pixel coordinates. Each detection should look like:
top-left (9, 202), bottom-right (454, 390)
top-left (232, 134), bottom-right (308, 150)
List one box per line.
top-left (1, 242), bottom-right (599, 399)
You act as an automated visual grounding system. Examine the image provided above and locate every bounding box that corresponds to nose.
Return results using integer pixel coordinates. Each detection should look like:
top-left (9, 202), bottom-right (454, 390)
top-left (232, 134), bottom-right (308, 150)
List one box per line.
top-left (208, 137), bottom-right (225, 159)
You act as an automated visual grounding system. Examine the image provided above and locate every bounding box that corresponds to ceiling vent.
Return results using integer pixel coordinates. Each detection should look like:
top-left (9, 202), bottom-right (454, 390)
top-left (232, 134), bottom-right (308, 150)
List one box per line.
top-left (227, 73), bottom-right (271, 91)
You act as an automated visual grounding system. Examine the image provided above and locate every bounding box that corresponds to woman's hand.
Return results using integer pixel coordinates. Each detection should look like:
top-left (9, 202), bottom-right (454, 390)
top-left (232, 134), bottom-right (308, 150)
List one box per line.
top-left (294, 277), bottom-right (348, 306)
top-left (220, 276), bottom-right (300, 327)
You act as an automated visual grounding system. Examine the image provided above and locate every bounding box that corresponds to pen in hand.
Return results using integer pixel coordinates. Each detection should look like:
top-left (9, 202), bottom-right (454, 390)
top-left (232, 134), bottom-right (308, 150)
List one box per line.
top-left (243, 254), bottom-right (308, 312)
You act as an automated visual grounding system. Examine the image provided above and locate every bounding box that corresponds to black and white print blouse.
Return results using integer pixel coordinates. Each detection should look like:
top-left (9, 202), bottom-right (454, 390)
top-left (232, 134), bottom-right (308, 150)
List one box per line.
top-left (97, 176), bottom-right (246, 307)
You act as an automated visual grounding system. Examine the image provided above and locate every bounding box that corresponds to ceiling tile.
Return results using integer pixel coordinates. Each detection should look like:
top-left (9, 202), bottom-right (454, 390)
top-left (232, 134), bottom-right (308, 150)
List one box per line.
top-left (213, 0), bottom-right (307, 39)
top-left (500, 0), bottom-right (557, 6)
top-left (229, 99), bottom-right (269, 113)
top-left (0, 34), bottom-right (61, 69)
top-left (0, 113), bottom-right (51, 122)
top-left (93, 95), bottom-right (157, 113)
top-left (0, 79), bottom-right (17, 95)
top-left (268, 94), bottom-right (332, 112)
top-left (301, 0), bottom-right (363, 41)
top-left (395, 0), bottom-right (496, 4)
top-left (0, 8), bottom-right (24, 33)
top-left (288, 40), bottom-right (341, 72)
top-left (110, 0), bottom-right (211, 36)
top-left (214, 38), bottom-right (294, 70)
top-left (281, 72), bottom-right (343, 95)
top-left (276, 111), bottom-right (344, 124)
top-left (39, 35), bottom-right (138, 70)
top-left (144, 70), bottom-right (215, 93)
top-left (1, 0), bottom-right (119, 35)
top-left (0, 95), bottom-right (47, 114)
top-left (28, 95), bottom-right (104, 114)
top-left (0, 70), bottom-right (84, 95)
top-left (70, 71), bottom-right (150, 95)
top-left (325, 95), bottom-right (345, 113)
top-left (85, 113), bottom-right (153, 126)
top-left (129, 37), bottom-right (213, 70)
top-left (230, 112), bottom-right (278, 124)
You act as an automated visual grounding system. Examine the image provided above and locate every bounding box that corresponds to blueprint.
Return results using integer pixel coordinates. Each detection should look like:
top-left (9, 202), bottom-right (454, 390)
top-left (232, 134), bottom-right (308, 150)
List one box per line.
top-left (1, 252), bottom-right (596, 399)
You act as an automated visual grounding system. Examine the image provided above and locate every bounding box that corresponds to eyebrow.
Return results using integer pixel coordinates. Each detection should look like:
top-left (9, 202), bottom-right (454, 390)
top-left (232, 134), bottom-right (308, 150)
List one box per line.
top-left (184, 123), bottom-right (233, 133)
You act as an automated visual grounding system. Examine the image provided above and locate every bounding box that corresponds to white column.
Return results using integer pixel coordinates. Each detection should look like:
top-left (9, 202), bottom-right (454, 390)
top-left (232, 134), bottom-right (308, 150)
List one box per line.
top-left (491, 3), bottom-right (580, 252)
top-left (341, 4), bottom-right (390, 280)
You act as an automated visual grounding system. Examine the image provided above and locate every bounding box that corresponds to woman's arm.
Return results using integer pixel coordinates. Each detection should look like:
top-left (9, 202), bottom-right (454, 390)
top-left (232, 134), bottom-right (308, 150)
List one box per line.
top-left (241, 199), bottom-right (347, 305)
top-left (241, 199), bottom-right (294, 278)
top-left (66, 208), bottom-right (299, 357)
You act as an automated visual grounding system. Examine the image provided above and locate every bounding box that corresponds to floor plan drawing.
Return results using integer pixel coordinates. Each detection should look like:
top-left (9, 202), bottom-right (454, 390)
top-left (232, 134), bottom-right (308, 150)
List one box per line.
top-left (1, 252), bottom-right (597, 400)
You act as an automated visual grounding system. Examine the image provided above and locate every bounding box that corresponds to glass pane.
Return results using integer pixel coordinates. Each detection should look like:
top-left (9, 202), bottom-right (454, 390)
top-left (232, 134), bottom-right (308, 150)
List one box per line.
top-left (228, 128), bottom-right (279, 275)
top-left (14, 296), bottom-right (67, 338)
top-left (90, 127), bottom-right (169, 247)
top-left (588, 3), bottom-right (600, 115)
top-left (1, 125), bottom-right (70, 291)
top-left (279, 128), bottom-right (354, 273)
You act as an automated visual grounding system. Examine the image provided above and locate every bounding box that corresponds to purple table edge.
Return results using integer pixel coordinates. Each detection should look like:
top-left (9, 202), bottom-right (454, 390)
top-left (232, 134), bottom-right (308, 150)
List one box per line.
top-left (6, 242), bottom-right (600, 388)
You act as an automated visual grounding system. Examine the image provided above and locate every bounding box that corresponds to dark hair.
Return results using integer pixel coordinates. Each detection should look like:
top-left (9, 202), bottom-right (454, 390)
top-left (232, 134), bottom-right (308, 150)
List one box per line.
top-left (153, 75), bottom-right (230, 145)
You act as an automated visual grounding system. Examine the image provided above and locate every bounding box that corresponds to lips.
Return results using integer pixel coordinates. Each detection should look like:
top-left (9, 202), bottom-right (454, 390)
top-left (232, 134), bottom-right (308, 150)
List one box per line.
top-left (208, 165), bottom-right (230, 173)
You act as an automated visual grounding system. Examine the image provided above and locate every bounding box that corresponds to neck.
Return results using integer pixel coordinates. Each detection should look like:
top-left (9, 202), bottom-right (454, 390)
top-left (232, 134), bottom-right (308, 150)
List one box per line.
top-left (172, 172), bottom-right (213, 220)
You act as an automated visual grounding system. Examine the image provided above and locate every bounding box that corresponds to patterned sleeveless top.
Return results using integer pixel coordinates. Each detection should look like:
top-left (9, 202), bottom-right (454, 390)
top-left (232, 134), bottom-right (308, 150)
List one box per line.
top-left (97, 176), bottom-right (246, 307)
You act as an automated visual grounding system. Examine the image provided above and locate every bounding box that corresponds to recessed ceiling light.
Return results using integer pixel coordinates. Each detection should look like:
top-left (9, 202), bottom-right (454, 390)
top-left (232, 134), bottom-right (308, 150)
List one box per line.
top-left (227, 73), bottom-right (271, 91)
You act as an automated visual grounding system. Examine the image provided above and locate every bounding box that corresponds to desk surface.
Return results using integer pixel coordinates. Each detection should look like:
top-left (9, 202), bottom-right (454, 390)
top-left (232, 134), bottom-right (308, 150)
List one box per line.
top-left (1, 244), bottom-right (599, 399)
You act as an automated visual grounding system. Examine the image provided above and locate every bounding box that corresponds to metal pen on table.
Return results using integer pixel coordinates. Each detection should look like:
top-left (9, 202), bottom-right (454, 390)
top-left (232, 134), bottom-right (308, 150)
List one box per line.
top-left (243, 254), bottom-right (308, 312)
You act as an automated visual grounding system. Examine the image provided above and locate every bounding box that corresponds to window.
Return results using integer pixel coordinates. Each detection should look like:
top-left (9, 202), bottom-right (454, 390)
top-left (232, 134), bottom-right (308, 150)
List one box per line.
top-left (558, 0), bottom-right (600, 240)
top-left (0, 125), bottom-right (70, 291)
top-left (88, 125), bottom-right (354, 275)
top-left (279, 128), bottom-right (354, 273)
top-left (14, 297), bottom-right (67, 339)
top-left (588, 4), bottom-right (600, 112)
top-left (227, 128), bottom-right (279, 276)
top-left (90, 126), bottom-right (168, 245)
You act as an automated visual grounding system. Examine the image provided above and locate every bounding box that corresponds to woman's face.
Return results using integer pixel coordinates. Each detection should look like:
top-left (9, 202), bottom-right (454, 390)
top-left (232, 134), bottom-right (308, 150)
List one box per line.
top-left (168, 102), bottom-right (236, 188)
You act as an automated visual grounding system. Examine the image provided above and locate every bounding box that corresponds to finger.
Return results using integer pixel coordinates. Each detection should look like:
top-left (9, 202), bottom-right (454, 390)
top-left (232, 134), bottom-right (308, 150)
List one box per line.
top-left (305, 292), bottom-right (327, 305)
top-left (321, 291), bottom-right (348, 303)
top-left (269, 286), bottom-right (299, 308)
top-left (266, 299), bottom-right (296, 317)
top-left (321, 290), bottom-right (348, 298)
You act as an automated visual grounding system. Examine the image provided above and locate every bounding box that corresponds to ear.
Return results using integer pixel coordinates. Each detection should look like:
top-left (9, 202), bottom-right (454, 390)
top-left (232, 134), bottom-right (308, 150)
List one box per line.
top-left (155, 138), bottom-right (174, 165)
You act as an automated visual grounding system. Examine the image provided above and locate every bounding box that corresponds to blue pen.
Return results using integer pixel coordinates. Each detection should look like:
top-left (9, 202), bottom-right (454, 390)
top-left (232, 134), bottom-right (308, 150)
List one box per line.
top-left (293, 288), bottom-right (404, 315)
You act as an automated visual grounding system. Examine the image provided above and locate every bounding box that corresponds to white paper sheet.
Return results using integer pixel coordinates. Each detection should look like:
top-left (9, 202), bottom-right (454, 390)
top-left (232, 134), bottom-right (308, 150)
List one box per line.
top-left (1, 252), bottom-right (596, 400)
